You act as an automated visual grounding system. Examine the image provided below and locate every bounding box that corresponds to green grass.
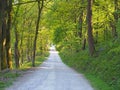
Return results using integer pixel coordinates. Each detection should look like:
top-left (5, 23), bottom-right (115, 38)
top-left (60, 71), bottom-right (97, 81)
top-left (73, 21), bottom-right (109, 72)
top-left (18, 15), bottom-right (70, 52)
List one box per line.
top-left (59, 46), bottom-right (120, 90)
top-left (20, 55), bottom-right (47, 70)
top-left (84, 73), bottom-right (113, 90)
top-left (0, 72), bottom-right (19, 90)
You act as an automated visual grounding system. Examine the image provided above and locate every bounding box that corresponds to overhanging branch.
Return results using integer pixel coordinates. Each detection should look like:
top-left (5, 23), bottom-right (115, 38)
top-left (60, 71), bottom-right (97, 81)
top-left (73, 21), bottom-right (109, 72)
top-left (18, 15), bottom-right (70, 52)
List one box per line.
top-left (13, 0), bottom-right (51, 6)
top-left (13, 0), bottom-right (38, 6)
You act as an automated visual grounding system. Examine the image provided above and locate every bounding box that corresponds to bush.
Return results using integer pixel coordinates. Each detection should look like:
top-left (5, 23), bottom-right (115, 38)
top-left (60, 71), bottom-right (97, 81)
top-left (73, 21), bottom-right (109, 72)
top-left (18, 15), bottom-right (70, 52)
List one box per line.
top-left (59, 45), bottom-right (120, 90)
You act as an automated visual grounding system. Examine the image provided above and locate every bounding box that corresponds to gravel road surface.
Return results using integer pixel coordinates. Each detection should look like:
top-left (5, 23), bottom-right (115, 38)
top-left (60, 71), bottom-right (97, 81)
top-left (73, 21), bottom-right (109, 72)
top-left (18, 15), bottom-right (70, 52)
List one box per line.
top-left (6, 47), bottom-right (94, 90)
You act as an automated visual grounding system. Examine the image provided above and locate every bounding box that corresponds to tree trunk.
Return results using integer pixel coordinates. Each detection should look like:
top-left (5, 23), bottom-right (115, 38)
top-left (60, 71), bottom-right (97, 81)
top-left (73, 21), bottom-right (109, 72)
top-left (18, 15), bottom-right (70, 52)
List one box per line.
top-left (13, 4), bottom-right (20, 69)
top-left (32, 0), bottom-right (44, 67)
top-left (14, 29), bottom-right (20, 69)
top-left (0, 0), bottom-right (2, 71)
top-left (6, 0), bottom-right (12, 69)
top-left (1, 0), bottom-right (8, 70)
top-left (95, 31), bottom-right (98, 43)
top-left (20, 30), bottom-right (24, 65)
top-left (78, 0), bottom-right (84, 38)
top-left (111, 0), bottom-right (118, 38)
top-left (82, 37), bottom-right (86, 50)
top-left (87, 0), bottom-right (95, 56)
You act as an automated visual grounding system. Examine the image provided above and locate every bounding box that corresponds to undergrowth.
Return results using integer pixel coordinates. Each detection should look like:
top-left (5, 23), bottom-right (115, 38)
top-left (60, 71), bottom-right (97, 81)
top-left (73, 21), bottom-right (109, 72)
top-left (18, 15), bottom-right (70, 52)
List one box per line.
top-left (59, 41), bottom-right (120, 90)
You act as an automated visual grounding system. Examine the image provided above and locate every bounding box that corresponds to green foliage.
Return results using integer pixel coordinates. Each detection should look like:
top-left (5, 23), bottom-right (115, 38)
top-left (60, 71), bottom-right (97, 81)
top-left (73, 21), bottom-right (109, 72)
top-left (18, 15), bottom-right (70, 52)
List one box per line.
top-left (59, 42), bottom-right (120, 90)
top-left (1, 0), bottom-right (119, 89)
top-left (21, 52), bottom-right (49, 70)
top-left (45, 1), bottom-right (120, 89)
top-left (85, 74), bottom-right (113, 90)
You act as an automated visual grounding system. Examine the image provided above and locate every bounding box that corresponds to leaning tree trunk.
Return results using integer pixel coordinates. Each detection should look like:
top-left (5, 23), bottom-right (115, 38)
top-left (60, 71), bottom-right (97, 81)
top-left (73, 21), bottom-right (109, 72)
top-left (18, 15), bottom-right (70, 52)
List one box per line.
top-left (32, 0), bottom-right (44, 67)
top-left (87, 0), bottom-right (95, 56)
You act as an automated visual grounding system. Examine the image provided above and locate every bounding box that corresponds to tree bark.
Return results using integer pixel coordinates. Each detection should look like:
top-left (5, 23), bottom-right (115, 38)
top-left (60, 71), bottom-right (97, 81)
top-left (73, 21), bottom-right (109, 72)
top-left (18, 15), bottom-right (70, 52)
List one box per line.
top-left (6, 0), bottom-right (12, 69)
top-left (0, 0), bottom-right (8, 70)
top-left (14, 29), bottom-right (20, 69)
top-left (32, 0), bottom-right (44, 67)
top-left (20, 30), bottom-right (24, 65)
top-left (0, 0), bottom-right (2, 71)
top-left (78, 0), bottom-right (84, 38)
top-left (82, 37), bottom-right (86, 50)
top-left (112, 0), bottom-right (118, 37)
top-left (0, 0), bottom-right (13, 70)
top-left (13, 4), bottom-right (20, 69)
top-left (87, 0), bottom-right (95, 56)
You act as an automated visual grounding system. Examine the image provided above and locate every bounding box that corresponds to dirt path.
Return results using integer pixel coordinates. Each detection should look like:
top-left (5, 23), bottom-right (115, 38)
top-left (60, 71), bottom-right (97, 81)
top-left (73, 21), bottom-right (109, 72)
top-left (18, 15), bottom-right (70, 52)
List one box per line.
top-left (6, 47), bottom-right (94, 90)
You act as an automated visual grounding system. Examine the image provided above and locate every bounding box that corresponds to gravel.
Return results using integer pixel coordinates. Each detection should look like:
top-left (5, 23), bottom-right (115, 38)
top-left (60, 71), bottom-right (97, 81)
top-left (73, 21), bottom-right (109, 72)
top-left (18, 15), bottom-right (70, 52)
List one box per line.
top-left (6, 47), bottom-right (94, 90)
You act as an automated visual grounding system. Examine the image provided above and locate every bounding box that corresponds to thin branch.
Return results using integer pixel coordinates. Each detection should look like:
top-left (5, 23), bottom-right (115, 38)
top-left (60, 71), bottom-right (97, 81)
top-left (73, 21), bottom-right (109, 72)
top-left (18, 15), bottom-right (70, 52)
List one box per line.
top-left (13, 0), bottom-right (38, 6)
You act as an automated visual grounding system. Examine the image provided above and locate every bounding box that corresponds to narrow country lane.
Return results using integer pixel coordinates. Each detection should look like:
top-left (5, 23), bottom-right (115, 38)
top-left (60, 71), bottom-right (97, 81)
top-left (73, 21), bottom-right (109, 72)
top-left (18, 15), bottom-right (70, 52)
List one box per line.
top-left (6, 46), bottom-right (94, 90)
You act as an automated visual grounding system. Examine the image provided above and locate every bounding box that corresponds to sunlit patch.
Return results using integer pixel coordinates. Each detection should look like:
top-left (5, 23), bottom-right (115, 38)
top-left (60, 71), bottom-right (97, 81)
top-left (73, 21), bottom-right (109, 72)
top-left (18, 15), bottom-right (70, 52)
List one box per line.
top-left (40, 66), bottom-right (52, 69)
top-left (9, 48), bottom-right (12, 54)
top-left (50, 51), bottom-right (59, 54)
top-left (3, 39), bottom-right (6, 46)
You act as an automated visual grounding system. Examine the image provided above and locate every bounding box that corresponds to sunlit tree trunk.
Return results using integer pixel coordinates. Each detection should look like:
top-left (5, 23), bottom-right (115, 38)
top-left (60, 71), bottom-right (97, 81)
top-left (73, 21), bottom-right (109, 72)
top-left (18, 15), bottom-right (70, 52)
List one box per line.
top-left (87, 0), bottom-right (95, 56)
top-left (0, 0), bottom-right (8, 70)
top-left (6, 0), bottom-right (12, 69)
top-left (0, 0), bottom-right (2, 71)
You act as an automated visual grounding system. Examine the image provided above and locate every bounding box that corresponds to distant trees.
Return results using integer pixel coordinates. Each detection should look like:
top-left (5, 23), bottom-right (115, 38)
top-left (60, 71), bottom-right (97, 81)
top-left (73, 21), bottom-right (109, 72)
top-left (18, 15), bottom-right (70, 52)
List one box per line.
top-left (0, 0), bottom-right (120, 71)
top-left (0, 0), bottom-right (51, 71)
top-left (45, 0), bottom-right (120, 56)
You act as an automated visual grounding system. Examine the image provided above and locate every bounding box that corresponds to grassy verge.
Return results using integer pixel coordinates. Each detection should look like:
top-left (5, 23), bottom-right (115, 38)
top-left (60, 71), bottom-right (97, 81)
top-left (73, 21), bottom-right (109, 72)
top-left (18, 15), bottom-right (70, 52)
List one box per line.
top-left (20, 55), bottom-right (47, 70)
top-left (59, 47), bottom-right (119, 90)
top-left (0, 52), bottom-right (49, 90)
top-left (84, 73), bottom-right (113, 90)
top-left (0, 72), bottom-right (20, 90)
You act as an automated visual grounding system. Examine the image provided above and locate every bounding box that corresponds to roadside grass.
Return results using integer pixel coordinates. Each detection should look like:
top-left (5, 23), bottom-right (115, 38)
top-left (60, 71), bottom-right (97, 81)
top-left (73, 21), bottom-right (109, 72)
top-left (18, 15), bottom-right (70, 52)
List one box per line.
top-left (84, 73), bottom-right (113, 90)
top-left (59, 47), bottom-right (119, 90)
top-left (20, 55), bottom-right (47, 70)
top-left (0, 52), bottom-right (49, 90)
top-left (60, 52), bottom-right (113, 90)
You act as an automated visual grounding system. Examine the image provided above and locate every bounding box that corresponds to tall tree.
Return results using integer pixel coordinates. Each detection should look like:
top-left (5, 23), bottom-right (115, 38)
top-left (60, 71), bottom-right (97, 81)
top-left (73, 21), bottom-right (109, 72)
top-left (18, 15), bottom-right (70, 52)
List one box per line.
top-left (32, 0), bottom-right (44, 67)
top-left (112, 0), bottom-right (119, 37)
top-left (87, 0), bottom-right (95, 56)
top-left (0, 0), bottom-right (2, 71)
top-left (6, 0), bottom-right (12, 69)
top-left (13, 4), bottom-right (20, 69)
top-left (0, 0), bottom-right (12, 71)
